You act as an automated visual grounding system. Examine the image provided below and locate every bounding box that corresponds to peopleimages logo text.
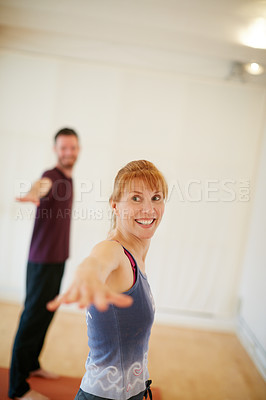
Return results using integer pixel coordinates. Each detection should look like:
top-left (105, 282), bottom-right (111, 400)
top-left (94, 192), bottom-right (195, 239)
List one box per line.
top-left (15, 178), bottom-right (250, 204)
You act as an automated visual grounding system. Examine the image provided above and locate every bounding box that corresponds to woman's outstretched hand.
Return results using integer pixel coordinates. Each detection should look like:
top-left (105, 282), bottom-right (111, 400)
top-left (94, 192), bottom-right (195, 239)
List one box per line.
top-left (47, 241), bottom-right (134, 312)
top-left (47, 271), bottom-right (133, 312)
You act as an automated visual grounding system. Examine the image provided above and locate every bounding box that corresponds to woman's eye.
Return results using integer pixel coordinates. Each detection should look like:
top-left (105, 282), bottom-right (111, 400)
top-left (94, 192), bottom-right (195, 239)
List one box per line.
top-left (152, 195), bottom-right (161, 201)
top-left (132, 195), bottom-right (141, 202)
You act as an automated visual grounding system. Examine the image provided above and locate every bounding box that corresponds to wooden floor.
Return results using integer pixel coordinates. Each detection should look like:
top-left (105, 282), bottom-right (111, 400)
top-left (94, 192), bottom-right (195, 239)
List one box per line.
top-left (1, 302), bottom-right (265, 400)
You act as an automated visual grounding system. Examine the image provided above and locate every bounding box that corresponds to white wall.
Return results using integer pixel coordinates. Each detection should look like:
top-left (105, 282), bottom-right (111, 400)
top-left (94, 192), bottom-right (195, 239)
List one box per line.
top-left (237, 123), bottom-right (266, 380)
top-left (0, 48), bottom-right (265, 335)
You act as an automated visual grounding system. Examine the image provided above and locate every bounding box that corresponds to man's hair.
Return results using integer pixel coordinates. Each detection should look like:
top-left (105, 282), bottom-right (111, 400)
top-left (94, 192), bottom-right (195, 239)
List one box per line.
top-left (54, 128), bottom-right (79, 142)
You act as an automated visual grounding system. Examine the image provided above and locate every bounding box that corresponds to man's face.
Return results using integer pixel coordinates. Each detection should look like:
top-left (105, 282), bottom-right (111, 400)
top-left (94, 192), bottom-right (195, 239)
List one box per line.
top-left (54, 135), bottom-right (80, 169)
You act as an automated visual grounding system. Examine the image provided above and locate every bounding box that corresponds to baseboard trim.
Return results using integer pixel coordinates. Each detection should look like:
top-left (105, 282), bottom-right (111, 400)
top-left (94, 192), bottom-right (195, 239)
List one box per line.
top-left (154, 308), bottom-right (236, 332)
top-left (236, 316), bottom-right (266, 381)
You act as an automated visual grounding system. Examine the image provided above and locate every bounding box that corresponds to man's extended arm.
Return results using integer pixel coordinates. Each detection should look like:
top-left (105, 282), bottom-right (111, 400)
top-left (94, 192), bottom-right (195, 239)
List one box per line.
top-left (16, 178), bottom-right (52, 206)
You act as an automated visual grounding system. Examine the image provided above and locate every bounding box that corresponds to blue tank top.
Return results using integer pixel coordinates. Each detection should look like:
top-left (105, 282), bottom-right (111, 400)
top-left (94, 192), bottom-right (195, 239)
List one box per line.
top-left (80, 246), bottom-right (155, 400)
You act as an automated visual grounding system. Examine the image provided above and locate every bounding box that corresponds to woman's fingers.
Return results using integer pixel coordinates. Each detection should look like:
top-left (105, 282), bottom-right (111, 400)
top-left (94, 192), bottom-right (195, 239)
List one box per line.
top-left (46, 294), bottom-right (65, 311)
top-left (64, 285), bottom-right (80, 304)
top-left (78, 284), bottom-right (133, 311)
top-left (107, 292), bottom-right (133, 308)
top-left (91, 291), bottom-right (108, 311)
top-left (77, 283), bottom-right (93, 309)
top-left (47, 285), bottom-right (80, 310)
top-left (47, 283), bottom-right (133, 312)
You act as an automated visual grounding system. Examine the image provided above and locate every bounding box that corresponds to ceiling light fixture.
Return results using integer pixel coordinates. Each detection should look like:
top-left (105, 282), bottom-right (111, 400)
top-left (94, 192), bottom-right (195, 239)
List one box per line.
top-left (228, 61), bottom-right (265, 81)
top-left (244, 62), bottom-right (265, 75)
top-left (241, 18), bottom-right (266, 49)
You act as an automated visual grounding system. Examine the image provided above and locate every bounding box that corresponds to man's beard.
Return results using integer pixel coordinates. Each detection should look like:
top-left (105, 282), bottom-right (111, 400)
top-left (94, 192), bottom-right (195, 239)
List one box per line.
top-left (58, 157), bottom-right (76, 169)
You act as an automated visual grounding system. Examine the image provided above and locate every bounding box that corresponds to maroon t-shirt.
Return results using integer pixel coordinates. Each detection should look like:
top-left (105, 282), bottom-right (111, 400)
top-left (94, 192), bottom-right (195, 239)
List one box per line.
top-left (28, 167), bottom-right (73, 263)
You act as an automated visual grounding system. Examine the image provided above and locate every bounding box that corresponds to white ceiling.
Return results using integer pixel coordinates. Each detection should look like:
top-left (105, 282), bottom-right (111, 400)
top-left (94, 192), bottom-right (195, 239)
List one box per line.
top-left (0, 0), bottom-right (266, 82)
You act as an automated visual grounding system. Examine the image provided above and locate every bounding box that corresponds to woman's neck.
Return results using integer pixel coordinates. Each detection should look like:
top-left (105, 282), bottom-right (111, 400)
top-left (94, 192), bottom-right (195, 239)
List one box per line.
top-left (109, 229), bottom-right (150, 263)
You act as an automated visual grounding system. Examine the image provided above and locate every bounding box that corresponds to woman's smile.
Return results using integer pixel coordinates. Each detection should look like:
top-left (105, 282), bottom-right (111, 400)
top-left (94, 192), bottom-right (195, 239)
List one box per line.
top-left (135, 218), bottom-right (156, 226)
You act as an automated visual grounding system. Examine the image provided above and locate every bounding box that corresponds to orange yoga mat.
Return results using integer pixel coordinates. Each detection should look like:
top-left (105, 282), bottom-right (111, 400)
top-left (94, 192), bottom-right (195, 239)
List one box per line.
top-left (0, 368), bottom-right (161, 400)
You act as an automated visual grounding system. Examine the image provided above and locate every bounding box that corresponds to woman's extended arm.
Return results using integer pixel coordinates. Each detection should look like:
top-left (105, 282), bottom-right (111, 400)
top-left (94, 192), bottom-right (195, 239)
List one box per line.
top-left (47, 241), bottom-right (133, 312)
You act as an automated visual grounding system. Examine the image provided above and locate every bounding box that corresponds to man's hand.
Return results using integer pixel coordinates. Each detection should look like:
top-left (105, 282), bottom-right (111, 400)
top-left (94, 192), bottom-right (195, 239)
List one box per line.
top-left (16, 178), bottom-right (52, 206)
top-left (16, 194), bottom-right (41, 206)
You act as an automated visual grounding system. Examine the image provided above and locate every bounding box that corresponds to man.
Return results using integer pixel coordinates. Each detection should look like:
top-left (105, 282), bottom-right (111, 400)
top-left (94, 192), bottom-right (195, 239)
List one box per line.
top-left (9, 128), bottom-right (80, 400)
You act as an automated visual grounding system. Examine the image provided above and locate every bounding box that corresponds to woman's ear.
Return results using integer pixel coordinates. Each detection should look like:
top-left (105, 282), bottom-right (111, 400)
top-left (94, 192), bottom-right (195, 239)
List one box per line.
top-left (110, 199), bottom-right (119, 216)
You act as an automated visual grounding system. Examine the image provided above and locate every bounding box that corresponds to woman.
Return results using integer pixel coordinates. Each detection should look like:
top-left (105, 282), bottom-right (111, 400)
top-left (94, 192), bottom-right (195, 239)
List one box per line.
top-left (48, 160), bottom-right (168, 400)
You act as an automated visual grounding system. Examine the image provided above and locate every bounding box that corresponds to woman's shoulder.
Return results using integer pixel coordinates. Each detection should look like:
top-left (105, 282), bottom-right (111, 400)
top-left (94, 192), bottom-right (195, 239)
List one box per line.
top-left (90, 239), bottom-right (124, 259)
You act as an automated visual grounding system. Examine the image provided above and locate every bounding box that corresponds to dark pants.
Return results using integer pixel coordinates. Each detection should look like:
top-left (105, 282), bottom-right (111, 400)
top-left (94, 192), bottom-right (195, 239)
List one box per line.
top-left (8, 261), bottom-right (65, 399)
top-left (74, 388), bottom-right (145, 400)
top-left (74, 380), bottom-right (152, 400)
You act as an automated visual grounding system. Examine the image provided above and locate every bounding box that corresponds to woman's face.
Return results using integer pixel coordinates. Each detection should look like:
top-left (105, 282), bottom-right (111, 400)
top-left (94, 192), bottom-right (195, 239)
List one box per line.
top-left (113, 179), bottom-right (165, 240)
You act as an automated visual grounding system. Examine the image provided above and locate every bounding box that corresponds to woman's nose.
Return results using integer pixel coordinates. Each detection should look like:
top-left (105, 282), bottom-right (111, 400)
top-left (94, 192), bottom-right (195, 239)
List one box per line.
top-left (141, 199), bottom-right (153, 213)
